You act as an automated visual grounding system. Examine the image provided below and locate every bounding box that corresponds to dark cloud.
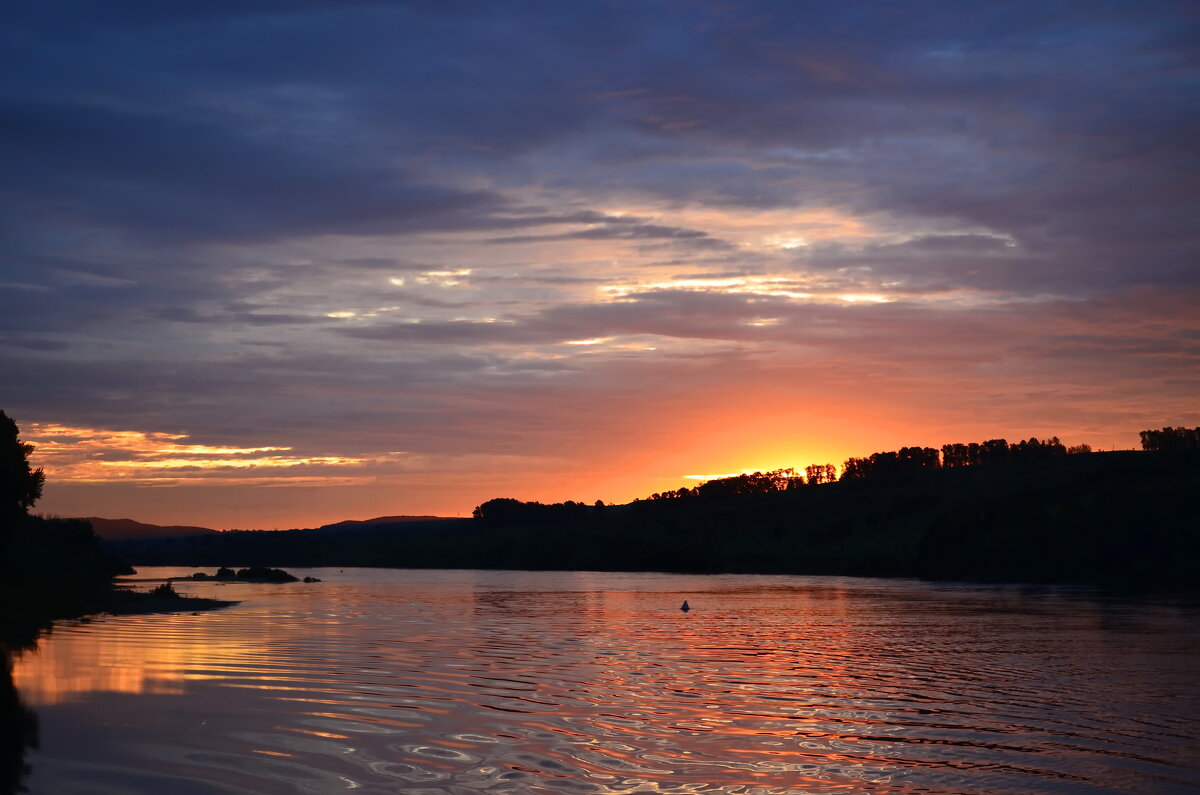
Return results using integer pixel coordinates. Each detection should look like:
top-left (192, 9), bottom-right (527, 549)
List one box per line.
top-left (488, 222), bottom-right (712, 244)
top-left (333, 320), bottom-right (534, 345)
top-left (329, 286), bottom-right (1200, 383)
top-left (2, 0), bottom-right (1197, 526)
top-left (10, 284), bottom-right (1194, 452)
top-left (795, 234), bottom-right (1036, 292)
top-left (3, 1), bottom-right (1195, 288)
top-left (0, 337), bottom-right (70, 352)
top-left (1, 98), bottom-right (508, 244)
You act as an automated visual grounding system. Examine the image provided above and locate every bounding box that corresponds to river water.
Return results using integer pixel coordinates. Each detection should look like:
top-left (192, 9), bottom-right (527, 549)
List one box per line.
top-left (11, 568), bottom-right (1200, 794)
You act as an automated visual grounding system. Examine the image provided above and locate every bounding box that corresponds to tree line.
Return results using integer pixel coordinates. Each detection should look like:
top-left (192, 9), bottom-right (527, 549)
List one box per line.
top-left (1140, 426), bottom-right (1200, 453)
top-left (842, 436), bottom-right (1077, 479)
top-left (92, 415), bottom-right (1198, 592)
top-left (646, 436), bottom-right (1083, 502)
top-left (472, 426), bottom-right (1196, 520)
top-left (472, 497), bottom-right (602, 525)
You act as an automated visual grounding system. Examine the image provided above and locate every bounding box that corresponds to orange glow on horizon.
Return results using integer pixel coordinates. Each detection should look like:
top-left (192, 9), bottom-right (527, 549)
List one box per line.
top-left (24, 422), bottom-right (372, 486)
top-left (24, 389), bottom-right (1142, 530)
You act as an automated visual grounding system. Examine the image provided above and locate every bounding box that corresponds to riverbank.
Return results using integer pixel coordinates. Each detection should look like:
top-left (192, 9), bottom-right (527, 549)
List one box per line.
top-left (1, 517), bottom-right (236, 792)
top-left (110, 450), bottom-right (1200, 591)
top-left (1, 516), bottom-right (237, 646)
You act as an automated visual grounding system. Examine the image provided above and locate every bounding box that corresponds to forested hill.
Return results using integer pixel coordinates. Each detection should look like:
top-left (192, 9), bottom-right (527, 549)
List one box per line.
top-left (110, 448), bottom-right (1200, 590)
top-left (84, 517), bottom-right (217, 541)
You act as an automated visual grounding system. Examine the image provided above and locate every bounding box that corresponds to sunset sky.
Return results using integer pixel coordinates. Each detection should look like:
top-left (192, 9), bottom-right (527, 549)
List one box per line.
top-left (3, 2), bottom-right (1197, 529)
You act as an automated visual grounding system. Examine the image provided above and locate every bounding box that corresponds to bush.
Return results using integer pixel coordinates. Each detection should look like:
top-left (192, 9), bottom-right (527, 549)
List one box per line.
top-left (150, 582), bottom-right (180, 598)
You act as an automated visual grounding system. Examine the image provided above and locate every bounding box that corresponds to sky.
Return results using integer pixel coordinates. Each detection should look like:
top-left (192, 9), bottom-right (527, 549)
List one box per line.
top-left (3, 1), bottom-right (1198, 529)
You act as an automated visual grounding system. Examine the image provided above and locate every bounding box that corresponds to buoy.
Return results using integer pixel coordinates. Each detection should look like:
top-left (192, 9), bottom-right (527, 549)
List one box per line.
top-left (681, 600), bottom-right (690, 612)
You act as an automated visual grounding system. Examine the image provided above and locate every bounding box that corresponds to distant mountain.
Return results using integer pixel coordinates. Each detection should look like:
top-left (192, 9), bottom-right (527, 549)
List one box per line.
top-left (84, 514), bottom-right (454, 542)
top-left (83, 517), bottom-right (218, 541)
top-left (315, 515), bottom-right (451, 531)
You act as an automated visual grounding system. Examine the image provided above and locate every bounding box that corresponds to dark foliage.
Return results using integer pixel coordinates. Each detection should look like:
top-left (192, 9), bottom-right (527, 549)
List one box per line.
top-left (113, 446), bottom-right (1199, 592)
top-left (0, 648), bottom-right (37, 795)
top-left (473, 498), bottom-right (593, 525)
top-left (150, 582), bottom-right (180, 599)
top-left (1140, 426), bottom-right (1200, 453)
top-left (844, 446), bottom-right (942, 479)
top-left (640, 468), bottom-right (808, 502)
top-left (805, 464), bottom-right (837, 485)
top-left (184, 566), bottom-right (299, 582)
top-left (0, 515), bottom-right (133, 792)
top-left (695, 469), bottom-right (804, 498)
top-left (847, 437), bottom-right (1066, 480)
top-left (234, 566), bottom-right (298, 582)
top-left (0, 410), bottom-right (44, 534)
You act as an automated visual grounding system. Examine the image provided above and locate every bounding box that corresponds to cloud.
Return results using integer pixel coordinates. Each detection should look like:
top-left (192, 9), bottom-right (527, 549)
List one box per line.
top-left (3, 1), bottom-right (1197, 525)
top-left (4, 2), bottom-right (1196, 288)
top-left (1, 98), bottom-right (512, 244)
top-left (488, 222), bottom-right (712, 244)
top-left (0, 336), bottom-right (69, 352)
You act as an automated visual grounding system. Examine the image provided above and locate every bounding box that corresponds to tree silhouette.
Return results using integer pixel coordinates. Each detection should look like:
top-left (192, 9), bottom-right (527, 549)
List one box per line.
top-left (805, 464), bottom-right (836, 485)
top-left (695, 469), bottom-right (800, 498)
top-left (1140, 426), bottom-right (1200, 453)
top-left (0, 411), bottom-right (44, 529)
top-left (1010, 436), bottom-right (1066, 460)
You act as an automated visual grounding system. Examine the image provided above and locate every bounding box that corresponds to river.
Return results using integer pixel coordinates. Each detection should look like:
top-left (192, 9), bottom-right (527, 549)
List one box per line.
top-left (11, 568), bottom-right (1200, 793)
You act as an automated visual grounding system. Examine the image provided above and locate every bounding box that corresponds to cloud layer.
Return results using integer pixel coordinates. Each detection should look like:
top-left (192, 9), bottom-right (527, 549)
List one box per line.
top-left (2, 1), bottom-right (1197, 526)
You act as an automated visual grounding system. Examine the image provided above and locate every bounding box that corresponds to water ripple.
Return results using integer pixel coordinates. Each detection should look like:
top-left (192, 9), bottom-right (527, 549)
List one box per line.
top-left (14, 569), bottom-right (1200, 794)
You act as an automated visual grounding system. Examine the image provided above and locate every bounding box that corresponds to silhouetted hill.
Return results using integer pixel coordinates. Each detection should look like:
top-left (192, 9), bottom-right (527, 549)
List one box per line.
top-left (109, 516), bottom-right (469, 566)
top-left (80, 515), bottom-right (450, 540)
top-left (81, 516), bottom-right (217, 540)
top-left (108, 450), bottom-right (1200, 590)
top-left (316, 515), bottom-right (450, 531)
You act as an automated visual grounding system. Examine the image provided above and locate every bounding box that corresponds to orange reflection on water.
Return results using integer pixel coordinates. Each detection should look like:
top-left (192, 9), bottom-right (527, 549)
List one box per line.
top-left (13, 643), bottom-right (184, 705)
top-left (579, 582), bottom-right (886, 756)
top-left (13, 570), bottom-right (1192, 794)
top-left (11, 613), bottom-right (259, 706)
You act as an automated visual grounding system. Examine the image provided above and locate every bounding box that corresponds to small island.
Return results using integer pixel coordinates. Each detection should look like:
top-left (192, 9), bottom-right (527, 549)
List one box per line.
top-left (178, 566), bottom-right (311, 583)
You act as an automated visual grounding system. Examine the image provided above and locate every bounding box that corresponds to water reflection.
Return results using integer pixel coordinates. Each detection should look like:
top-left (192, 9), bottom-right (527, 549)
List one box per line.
top-left (2, 647), bottom-right (39, 793)
top-left (13, 569), bottom-right (1200, 793)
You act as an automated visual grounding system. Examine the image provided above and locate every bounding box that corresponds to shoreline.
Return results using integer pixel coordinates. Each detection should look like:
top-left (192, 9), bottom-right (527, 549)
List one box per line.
top-left (90, 588), bottom-right (239, 617)
top-left (110, 450), bottom-right (1200, 592)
